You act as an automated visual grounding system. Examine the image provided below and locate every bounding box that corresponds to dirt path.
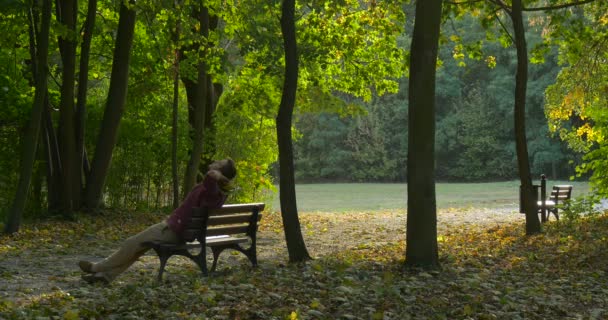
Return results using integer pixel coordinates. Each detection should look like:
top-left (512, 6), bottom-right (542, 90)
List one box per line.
top-left (0, 207), bottom-right (521, 304)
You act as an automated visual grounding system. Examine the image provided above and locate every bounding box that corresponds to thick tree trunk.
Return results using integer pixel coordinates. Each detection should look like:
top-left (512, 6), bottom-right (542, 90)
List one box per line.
top-left (405, 0), bottom-right (443, 268)
top-left (182, 5), bottom-right (210, 197)
top-left (84, 0), bottom-right (137, 209)
top-left (511, 0), bottom-right (541, 235)
top-left (277, 0), bottom-right (311, 262)
top-left (4, 0), bottom-right (52, 234)
top-left (56, 0), bottom-right (78, 217)
top-left (74, 0), bottom-right (97, 209)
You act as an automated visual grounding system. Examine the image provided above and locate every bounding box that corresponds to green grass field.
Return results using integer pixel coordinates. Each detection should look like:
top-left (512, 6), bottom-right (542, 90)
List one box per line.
top-left (271, 180), bottom-right (590, 212)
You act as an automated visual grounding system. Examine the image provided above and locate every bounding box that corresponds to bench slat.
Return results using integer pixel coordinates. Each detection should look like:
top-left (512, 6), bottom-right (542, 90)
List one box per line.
top-left (208, 203), bottom-right (265, 215)
top-left (206, 236), bottom-right (248, 246)
top-left (208, 213), bottom-right (263, 226)
top-left (206, 224), bottom-right (249, 237)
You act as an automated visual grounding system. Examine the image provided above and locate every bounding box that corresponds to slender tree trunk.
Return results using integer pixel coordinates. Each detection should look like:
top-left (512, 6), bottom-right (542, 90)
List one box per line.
top-left (171, 1), bottom-right (181, 209)
top-left (277, 0), bottom-right (311, 262)
top-left (511, 0), bottom-right (541, 235)
top-left (182, 5), bottom-right (210, 196)
top-left (56, 0), bottom-right (78, 217)
top-left (84, 0), bottom-right (137, 209)
top-left (405, 0), bottom-right (443, 268)
top-left (44, 99), bottom-right (61, 212)
top-left (4, 0), bottom-right (52, 234)
top-left (74, 0), bottom-right (98, 209)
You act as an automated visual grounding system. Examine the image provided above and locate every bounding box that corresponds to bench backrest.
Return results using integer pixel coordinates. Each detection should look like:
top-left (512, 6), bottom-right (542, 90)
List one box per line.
top-left (549, 185), bottom-right (573, 205)
top-left (181, 203), bottom-right (265, 242)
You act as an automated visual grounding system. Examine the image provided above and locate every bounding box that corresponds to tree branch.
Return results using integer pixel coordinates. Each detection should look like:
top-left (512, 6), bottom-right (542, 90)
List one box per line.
top-left (444, 0), bottom-right (485, 5)
top-left (494, 11), bottom-right (515, 44)
top-left (524, 0), bottom-right (596, 11)
top-left (488, 0), bottom-right (511, 15)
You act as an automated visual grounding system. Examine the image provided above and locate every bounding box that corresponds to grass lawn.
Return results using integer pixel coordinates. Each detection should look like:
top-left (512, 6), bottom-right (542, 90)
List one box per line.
top-left (271, 180), bottom-right (590, 212)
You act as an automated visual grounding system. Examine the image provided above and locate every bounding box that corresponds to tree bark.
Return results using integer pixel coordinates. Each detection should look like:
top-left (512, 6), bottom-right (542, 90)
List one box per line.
top-left (171, 0), bottom-right (181, 209)
top-left (43, 100), bottom-right (61, 213)
top-left (405, 0), bottom-right (443, 268)
top-left (277, 0), bottom-right (311, 262)
top-left (510, 0), bottom-right (541, 235)
top-left (84, 0), bottom-right (137, 209)
top-left (74, 0), bottom-right (97, 209)
top-left (182, 5), bottom-right (210, 197)
top-left (4, 0), bottom-right (52, 234)
top-left (56, 0), bottom-right (78, 216)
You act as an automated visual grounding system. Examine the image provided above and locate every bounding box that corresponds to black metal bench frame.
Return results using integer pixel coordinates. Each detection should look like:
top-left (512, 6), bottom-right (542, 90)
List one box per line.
top-left (143, 203), bottom-right (264, 281)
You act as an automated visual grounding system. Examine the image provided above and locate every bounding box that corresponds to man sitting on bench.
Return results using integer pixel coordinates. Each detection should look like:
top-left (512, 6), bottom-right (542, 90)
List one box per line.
top-left (78, 158), bottom-right (237, 284)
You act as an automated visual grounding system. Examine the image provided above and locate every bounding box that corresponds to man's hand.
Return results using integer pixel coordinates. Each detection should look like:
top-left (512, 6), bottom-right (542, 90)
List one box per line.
top-left (207, 169), bottom-right (229, 184)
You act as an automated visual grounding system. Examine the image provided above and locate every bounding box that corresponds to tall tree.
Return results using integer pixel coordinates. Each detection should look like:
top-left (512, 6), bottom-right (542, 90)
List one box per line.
top-left (5, 0), bottom-right (52, 234)
top-left (482, 0), bottom-right (597, 234)
top-left (171, 0), bottom-right (182, 209)
top-left (181, 4), bottom-right (211, 197)
top-left (277, 0), bottom-right (311, 262)
top-left (56, 0), bottom-right (78, 216)
top-left (74, 0), bottom-right (98, 203)
top-left (84, 0), bottom-right (137, 209)
top-left (508, 0), bottom-right (542, 234)
top-left (405, 0), bottom-right (443, 268)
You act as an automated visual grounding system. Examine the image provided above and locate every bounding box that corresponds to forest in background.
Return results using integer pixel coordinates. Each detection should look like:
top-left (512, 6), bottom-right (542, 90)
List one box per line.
top-left (0, 0), bottom-right (604, 221)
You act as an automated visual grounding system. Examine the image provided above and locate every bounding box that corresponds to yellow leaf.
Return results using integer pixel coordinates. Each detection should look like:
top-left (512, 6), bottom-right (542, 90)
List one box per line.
top-left (289, 311), bottom-right (298, 320)
top-left (64, 310), bottom-right (79, 320)
top-left (463, 304), bottom-right (473, 316)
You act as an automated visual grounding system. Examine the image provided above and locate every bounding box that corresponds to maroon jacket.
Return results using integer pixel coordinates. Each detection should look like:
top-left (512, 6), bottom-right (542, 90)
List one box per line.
top-left (166, 175), bottom-right (227, 236)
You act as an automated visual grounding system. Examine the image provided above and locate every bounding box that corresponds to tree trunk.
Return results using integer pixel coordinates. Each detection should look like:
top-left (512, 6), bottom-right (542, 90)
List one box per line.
top-left (74, 0), bottom-right (97, 209)
top-left (405, 0), bottom-right (443, 268)
top-left (43, 99), bottom-right (61, 213)
top-left (511, 0), bottom-right (541, 235)
top-left (182, 5), bottom-right (210, 197)
top-left (56, 0), bottom-right (78, 217)
top-left (84, 0), bottom-right (137, 209)
top-left (277, 0), bottom-right (311, 262)
top-left (4, 0), bottom-right (52, 234)
top-left (171, 2), bottom-right (181, 209)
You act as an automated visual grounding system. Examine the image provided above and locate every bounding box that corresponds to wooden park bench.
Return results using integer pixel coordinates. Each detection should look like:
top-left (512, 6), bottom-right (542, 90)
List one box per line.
top-left (520, 175), bottom-right (573, 222)
top-left (143, 203), bottom-right (264, 281)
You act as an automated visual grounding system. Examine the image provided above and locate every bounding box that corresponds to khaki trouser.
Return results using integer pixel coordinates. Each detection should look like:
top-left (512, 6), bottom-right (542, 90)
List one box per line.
top-left (91, 221), bottom-right (179, 281)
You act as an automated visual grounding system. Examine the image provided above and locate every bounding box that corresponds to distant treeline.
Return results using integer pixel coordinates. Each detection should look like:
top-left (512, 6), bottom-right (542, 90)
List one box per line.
top-left (293, 18), bottom-right (578, 183)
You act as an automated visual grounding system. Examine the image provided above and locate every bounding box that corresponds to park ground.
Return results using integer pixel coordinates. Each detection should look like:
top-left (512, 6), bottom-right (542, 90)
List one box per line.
top-left (1, 181), bottom-right (607, 319)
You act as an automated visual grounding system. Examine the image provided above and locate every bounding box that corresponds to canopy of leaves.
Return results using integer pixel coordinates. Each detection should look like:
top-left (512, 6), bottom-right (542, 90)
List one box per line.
top-left (544, 2), bottom-right (608, 194)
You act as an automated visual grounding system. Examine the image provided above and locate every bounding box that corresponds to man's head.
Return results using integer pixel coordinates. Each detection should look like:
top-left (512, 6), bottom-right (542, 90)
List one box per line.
top-left (209, 158), bottom-right (237, 181)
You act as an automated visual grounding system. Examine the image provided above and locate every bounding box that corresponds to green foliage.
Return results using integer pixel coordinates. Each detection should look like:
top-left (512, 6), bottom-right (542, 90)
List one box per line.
top-left (437, 89), bottom-right (514, 180)
top-left (213, 70), bottom-right (280, 204)
top-left (544, 1), bottom-right (608, 194)
top-left (559, 194), bottom-right (601, 223)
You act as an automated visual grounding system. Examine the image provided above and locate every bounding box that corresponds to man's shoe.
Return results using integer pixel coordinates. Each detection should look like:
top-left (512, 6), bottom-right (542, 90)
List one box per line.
top-left (78, 260), bottom-right (94, 273)
top-left (81, 273), bottom-right (110, 285)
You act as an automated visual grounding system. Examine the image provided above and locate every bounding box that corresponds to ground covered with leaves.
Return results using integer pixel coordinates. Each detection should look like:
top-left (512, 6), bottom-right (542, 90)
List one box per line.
top-left (1, 208), bottom-right (607, 319)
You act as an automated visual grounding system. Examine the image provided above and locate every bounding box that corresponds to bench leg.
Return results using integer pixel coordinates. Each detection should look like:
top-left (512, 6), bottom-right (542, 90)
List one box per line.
top-left (209, 244), bottom-right (258, 272)
top-left (157, 254), bottom-right (169, 281)
top-left (191, 252), bottom-right (209, 277)
top-left (210, 246), bottom-right (225, 272)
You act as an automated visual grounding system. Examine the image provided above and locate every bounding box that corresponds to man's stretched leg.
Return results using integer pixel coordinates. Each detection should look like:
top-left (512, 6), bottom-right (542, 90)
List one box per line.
top-left (80, 221), bottom-right (179, 283)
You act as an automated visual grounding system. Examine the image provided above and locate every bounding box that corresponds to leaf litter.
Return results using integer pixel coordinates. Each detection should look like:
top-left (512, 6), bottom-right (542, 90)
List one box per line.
top-left (0, 207), bottom-right (607, 319)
